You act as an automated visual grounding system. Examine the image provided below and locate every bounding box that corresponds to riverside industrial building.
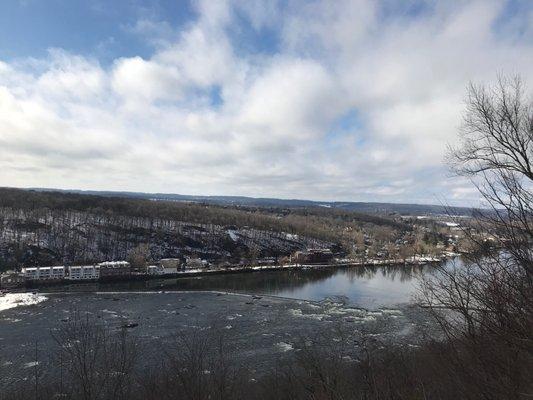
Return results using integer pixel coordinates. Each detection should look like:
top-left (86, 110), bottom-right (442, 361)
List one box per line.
top-left (20, 261), bottom-right (132, 282)
top-left (0, 256), bottom-right (211, 289)
top-left (0, 261), bottom-right (133, 288)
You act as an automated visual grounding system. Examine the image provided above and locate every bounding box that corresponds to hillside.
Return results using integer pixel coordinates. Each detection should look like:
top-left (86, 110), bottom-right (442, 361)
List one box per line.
top-left (30, 188), bottom-right (475, 216)
top-left (0, 188), bottom-right (415, 270)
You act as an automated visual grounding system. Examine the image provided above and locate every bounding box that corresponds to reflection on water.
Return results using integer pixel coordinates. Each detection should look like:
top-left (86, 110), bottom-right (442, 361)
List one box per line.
top-left (48, 260), bottom-right (460, 309)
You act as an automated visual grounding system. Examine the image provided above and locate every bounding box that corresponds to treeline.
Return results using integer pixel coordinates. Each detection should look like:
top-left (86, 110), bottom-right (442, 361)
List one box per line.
top-left (0, 207), bottom-right (328, 269)
top-left (0, 188), bottom-right (407, 238)
top-left (0, 188), bottom-right (415, 269)
top-left (0, 188), bottom-right (435, 270)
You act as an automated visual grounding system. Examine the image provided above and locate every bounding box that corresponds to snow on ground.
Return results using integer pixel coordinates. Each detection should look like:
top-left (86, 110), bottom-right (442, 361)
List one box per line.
top-left (0, 293), bottom-right (48, 312)
top-left (227, 230), bottom-right (239, 242)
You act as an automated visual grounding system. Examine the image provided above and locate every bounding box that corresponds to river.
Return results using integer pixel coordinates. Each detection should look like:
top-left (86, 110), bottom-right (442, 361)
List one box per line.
top-left (0, 260), bottom-right (458, 379)
top-left (42, 261), bottom-right (451, 309)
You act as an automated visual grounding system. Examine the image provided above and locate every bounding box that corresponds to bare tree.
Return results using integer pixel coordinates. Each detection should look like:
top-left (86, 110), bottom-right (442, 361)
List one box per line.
top-left (127, 243), bottom-right (151, 272)
top-left (51, 311), bottom-right (138, 400)
top-left (420, 75), bottom-right (533, 399)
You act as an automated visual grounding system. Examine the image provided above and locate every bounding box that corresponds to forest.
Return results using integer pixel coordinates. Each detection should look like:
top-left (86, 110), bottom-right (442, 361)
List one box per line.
top-left (0, 187), bottom-right (425, 270)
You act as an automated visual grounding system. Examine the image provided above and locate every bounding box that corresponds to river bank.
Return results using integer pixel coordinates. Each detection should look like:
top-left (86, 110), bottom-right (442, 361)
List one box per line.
top-left (6, 254), bottom-right (458, 292)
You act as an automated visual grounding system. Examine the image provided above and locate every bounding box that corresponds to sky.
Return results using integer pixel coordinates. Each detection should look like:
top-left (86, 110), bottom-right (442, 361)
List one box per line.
top-left (0, 0), bottom-right (532, 206)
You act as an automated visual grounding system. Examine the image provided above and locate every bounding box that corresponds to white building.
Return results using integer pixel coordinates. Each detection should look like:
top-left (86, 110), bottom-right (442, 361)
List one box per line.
top-left (21, 267), bottom-right (38, 280)
top-left (98, 261), bottom-right (131, 278)
top-left (51, 266), bottom-right (65, 279)
top-left (21, 266), bottom-right (65, 280)
top-left (160, 258), bottom-right (180, 274)
top-left (67, 265), bottom-right (99, 280)
top-left (38, 267), bottom-right (51, 279)
top-left (68, 266), bottom-right (82, 280)
top-left (146, 265), bottom-right (164, 275)
top-left (82, 265), bottom-right (99, 279)
top-left (184, 256), bottom-right (205, 270)
top-left (98, 261), bottom-right (130, 268)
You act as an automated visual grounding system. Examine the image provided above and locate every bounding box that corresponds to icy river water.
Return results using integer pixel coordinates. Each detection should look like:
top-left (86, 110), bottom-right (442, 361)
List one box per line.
top-left (0, 261), bottom-right (457, 379)
top-left (45, 261), bottom-right (443, 308)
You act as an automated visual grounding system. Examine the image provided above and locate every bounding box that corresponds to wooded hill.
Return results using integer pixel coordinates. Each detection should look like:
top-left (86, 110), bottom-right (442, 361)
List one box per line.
top-left (0, 188), bottom-right (413, 270)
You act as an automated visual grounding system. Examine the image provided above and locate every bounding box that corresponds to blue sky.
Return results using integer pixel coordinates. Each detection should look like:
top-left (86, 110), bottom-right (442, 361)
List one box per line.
top-left (0, 0), bottom-right (532, 205)
top-left (0, 1), bottom-right (194, 62)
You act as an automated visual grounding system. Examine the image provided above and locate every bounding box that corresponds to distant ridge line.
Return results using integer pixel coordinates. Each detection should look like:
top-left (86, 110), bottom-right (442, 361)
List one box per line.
top-left (23, 187), bottom-right (475, 216)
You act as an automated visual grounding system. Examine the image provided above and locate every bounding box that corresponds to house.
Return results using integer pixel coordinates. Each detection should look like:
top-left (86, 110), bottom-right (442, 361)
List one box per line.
top-left (146, 265), bottom-right (164, 275)
top-left (51, 266), bottom-right (66, 279)
top-left (65, 265), bottom-right (100, 281)
top-left (98, 261), bottom-right (131, 278)
top-left (215, 260), bottom-right (232, 269)
top-left (0, 271), bottom-right (26, 288)
top-left (67, 266), bottom-right (82, 280)
top-left (20, 266), bottom-right (66, 281)
top-left (21, 267), bottom-right (38, 280)
top-left (67, 265), bottom-right (99, 280)
top-left (292, 249), bottom-right (334, 264)
top-left (160, 258), bottom-right (181, 274)
top-left (82, 265), bottom-right (99, 280)
top-left (257, 257), bottom-right (276, 266)
top-left (38, 267), bottom-right (51, 280)
top-left (184, 256), bottom-right (204, 270)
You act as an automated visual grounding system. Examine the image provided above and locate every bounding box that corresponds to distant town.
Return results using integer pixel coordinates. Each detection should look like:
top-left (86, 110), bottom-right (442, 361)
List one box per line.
top-left (0, 188), bottom-right (488, 291)
top-left (1, 246), bottom-right (462, 291)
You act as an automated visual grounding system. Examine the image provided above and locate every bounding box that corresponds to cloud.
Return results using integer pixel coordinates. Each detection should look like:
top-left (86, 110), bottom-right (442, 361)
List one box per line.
top-left (0, 0), bottom-right (532, 205)
top-left (238, 57), bottom-right (345, 140)
top-left (36, 50), bottom-right (106, 101)
top-left (112, 56), bottom-right (183, 102)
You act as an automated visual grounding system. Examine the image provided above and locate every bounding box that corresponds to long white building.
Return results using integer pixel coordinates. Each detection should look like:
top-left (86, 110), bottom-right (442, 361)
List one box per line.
top-left (21, 267), bottom-right (38, 280)
top-left (22, 266), bottom-right (65, 280)
top-left (67, 265), bottom-right (99, 280)
top-left (52, 266), bottom-right (66, 279)
top-left (20, 265), bottom-right (102, 281)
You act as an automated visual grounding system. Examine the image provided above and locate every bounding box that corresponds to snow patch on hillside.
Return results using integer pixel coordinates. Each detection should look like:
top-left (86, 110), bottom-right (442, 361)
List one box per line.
top-left (227, 230), bottom-right (239, 241)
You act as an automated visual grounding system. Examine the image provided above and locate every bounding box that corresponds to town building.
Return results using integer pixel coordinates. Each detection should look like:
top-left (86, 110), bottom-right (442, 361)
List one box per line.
top-left (67, 265), bottom-right (100, 280)
top-left (257, 257), bottom-right (276, 266)
top-left (51, 266), bottom-right (66, 279)
top-left (68, 266), bottom-right (83, 280)
top-left (0, 271), bottom-right (26, 288)
top-left (160, 258), bottom-right (181, 274)
top-left (184, 256), bottom-right (205, 270)
top-left (292, 249), bottom-right (334, 264)
top-left (20, 266), bottom-right (66, 281)
top-left (21, 267), bottom-right (38, 280)
top-left (98, 261), bottom-right (131, 278)
top-left (146, 265), bottom-right (164, 275)
top-left (38, 267), bottom-right (51, 280)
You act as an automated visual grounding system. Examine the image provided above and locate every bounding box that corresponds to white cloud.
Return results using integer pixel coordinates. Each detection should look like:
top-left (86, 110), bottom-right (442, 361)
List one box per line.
top-left (112, 56), bottom-right (183, 102)
top-left (239, 57), bottom-right (345, 140)
top-left (36, 50), bottom-right (106, 101)
top-left (0, 0), bottom-right (532, 205)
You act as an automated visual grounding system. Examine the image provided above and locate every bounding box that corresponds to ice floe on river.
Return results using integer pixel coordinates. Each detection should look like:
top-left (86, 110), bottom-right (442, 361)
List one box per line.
top-left (288, 300), bottom-right (405, 325)
top-left (276, 342), bottom-right (294, 352)
top-left (0, 293), bottom-right (48, 312)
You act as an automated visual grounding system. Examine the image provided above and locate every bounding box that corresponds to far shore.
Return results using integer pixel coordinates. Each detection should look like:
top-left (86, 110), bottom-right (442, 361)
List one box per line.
top-left (3, 254), bottom-right (460, 293)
